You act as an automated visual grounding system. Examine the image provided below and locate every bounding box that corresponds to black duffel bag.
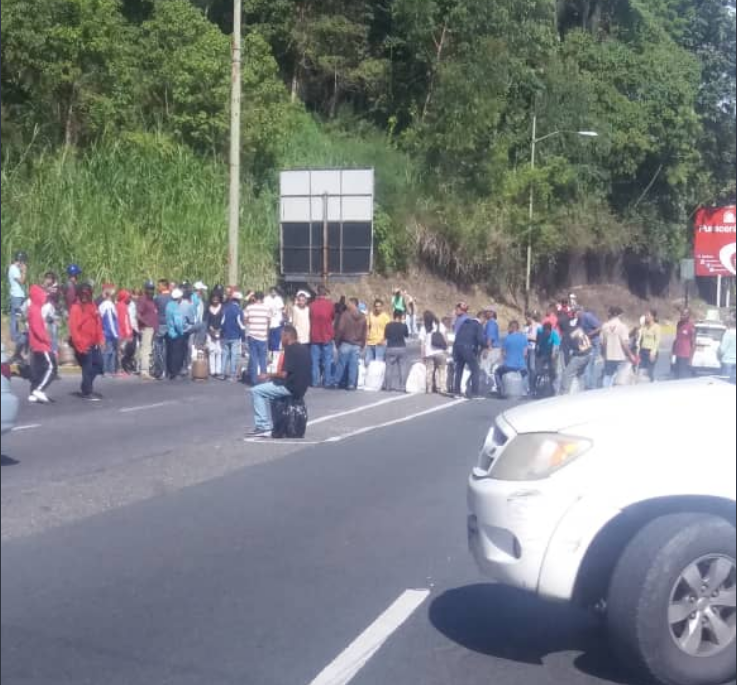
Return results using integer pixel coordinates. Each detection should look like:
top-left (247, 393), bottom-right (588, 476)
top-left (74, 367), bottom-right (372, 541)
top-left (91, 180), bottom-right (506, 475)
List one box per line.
top-left (271, 397), bottom-right (308, 439)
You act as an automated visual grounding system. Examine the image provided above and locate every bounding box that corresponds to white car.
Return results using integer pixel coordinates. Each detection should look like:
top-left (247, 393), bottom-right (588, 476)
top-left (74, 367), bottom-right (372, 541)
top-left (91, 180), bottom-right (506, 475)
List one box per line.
top-left (1, 344), bottom-right (20, 435)
top-left (468, 378), bottom-right (736, 685)
top-left (691, 321), bottom-right (727, 374)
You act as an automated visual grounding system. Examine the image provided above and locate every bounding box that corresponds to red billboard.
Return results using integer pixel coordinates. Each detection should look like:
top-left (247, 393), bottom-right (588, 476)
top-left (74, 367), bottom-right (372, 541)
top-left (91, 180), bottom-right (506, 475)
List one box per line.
top-left (694, 205), bottom-right (736, 277)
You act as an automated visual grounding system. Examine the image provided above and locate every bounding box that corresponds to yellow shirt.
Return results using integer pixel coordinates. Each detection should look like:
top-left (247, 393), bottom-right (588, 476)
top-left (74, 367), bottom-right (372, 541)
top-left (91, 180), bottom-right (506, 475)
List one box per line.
top-left (367, 312), bottom-right (391, 346)
top-left (638, 323), bottom-right (661, 352)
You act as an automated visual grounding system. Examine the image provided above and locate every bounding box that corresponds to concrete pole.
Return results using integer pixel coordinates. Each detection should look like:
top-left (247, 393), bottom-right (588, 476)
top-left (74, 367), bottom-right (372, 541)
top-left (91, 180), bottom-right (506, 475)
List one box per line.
top-left (525, 113), bottom-right (537, 311)
top-left (716, 274), bottom-right (722, 309)
top-left (227, 0), bottom-right (242, 287)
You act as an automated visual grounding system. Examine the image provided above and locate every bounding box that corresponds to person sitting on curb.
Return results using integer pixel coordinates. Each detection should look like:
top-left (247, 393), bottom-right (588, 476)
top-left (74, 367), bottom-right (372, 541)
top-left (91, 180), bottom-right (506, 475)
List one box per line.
top-left (245, 325), bottom-right (311, 438)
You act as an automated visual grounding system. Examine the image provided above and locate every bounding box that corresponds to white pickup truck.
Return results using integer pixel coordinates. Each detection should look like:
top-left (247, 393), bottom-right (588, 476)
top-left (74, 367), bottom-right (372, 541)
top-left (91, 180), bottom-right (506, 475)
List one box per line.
top-left (468, 377), bottom-right (736, 685)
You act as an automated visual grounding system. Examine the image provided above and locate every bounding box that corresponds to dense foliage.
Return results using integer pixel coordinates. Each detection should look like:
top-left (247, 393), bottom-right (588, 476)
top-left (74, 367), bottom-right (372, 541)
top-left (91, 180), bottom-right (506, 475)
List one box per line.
top-left (2, 0), bottom-right (735, 292)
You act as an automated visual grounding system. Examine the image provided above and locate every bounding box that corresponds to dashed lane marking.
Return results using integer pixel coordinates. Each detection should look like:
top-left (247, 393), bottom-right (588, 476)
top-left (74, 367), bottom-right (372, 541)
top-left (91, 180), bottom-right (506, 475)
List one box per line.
top-left (119, 401), bottom-right (178, 414)
top-left (323, 398), bottom-right (467, 443)
top-left (10, 423), bottom-right (42, 432)
top-left (307, 393), bottom-right (413, 427)
top-left (307, 589), bottom-right (430, 685)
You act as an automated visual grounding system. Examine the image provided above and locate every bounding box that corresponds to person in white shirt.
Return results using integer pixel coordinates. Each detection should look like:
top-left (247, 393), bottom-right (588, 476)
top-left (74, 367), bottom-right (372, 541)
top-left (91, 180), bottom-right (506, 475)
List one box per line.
top-left (264, 287), bottom-right (285, 353)
top-left (8, 251), bottom-right (28, 357)
top-left (419, 310), bottom-right (449, 394)
top-left (291, 291), bottom-right (311, 345)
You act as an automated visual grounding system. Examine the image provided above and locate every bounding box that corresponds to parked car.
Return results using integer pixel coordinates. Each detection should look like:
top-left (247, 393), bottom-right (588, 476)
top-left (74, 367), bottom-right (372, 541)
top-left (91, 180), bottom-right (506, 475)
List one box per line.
top-left (468, 378), bottom-right (736, 685)
top-left (691, 320), bottom-right (727, 375)
top-left (1, 343), bottom-right (20, 435)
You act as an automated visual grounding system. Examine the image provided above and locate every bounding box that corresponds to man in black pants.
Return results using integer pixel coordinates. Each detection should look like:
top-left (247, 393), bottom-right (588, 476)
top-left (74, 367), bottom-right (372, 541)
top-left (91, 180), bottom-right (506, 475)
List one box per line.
top-left (453, 312), bottom-right (485, 398)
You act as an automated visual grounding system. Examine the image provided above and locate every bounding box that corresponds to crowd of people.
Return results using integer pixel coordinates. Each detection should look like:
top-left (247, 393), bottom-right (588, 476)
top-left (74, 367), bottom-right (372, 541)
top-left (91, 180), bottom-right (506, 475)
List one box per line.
top-left (6, 250), bottom-right (736, 419)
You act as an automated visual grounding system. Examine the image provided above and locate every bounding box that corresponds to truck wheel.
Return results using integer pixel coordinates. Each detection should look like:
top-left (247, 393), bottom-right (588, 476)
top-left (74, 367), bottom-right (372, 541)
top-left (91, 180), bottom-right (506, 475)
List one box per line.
top-left (607, 513), bottom-right (736, 685)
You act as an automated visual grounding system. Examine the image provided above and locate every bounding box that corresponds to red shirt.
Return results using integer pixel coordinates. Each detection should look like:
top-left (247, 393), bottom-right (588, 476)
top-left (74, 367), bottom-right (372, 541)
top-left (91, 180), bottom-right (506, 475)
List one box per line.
top-left (309, 297), bottom-right (335, 344)
top-left (69, 301), bottom-right (105, 354)
top-left (673, 320), bottom-right (695, 359)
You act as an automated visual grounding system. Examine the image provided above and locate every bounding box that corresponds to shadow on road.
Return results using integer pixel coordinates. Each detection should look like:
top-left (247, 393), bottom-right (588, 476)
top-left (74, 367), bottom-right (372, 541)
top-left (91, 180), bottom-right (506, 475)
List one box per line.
top-left (429, 584), bottom-right (644, 685)
top-left (1, 454), bottom-right (20, 466)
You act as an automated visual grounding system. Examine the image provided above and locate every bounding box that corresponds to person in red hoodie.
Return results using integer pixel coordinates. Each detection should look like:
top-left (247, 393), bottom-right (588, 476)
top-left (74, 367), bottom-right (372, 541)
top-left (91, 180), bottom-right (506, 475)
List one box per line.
top-left (69, 282), bottom-right (105, 401)
top-left (27, 284), bottom-right (57, 404)
top-left (116, 289), bottom-right (134, 376)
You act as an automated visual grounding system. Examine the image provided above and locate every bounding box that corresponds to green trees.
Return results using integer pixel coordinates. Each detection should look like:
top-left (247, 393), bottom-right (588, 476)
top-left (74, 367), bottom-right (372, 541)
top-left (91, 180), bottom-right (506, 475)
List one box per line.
top-left (1, 0), bottom-right (735, 293)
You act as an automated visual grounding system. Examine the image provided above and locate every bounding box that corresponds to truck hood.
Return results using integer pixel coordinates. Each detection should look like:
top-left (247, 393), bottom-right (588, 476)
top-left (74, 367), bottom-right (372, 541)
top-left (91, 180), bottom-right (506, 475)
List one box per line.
top-left (501, 377), bottom-right (731, 434)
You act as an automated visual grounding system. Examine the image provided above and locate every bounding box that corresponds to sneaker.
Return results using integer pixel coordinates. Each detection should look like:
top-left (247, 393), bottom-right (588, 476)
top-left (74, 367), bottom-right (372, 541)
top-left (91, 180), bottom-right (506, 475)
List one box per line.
top-left (28, 394), bottom-right (39, 403)
top-left (32, 389), bottom-right (51, 404)
top-left (79, 393), bottom-right (101, 402)
top-left (244, 428), bottom-right (271, 439)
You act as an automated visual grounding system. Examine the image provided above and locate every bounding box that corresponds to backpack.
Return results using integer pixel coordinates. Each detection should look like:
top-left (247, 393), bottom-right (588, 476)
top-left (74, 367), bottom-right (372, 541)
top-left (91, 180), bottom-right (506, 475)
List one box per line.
top-left (431, 329), bottom-right (447, 350)
top-left (271, 397), bottom-right (308, 439)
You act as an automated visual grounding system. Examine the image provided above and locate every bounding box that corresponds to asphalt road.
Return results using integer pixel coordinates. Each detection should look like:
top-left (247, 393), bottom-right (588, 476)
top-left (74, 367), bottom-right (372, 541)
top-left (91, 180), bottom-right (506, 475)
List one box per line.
top-left (1, 351), bottom-right (684, 685)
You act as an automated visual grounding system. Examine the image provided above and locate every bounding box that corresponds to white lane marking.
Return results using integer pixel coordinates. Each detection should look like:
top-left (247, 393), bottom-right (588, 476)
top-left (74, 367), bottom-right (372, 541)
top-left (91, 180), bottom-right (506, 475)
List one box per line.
top-left (11, 423), bottom-right (42, 432)
top-left (308, 394), bottom-right (412, 427)
top-left (323, 398), bottom-right (467, 443)
top-left (307, 589), bottom-right (430, 685)
top-left (119, 401), bottom-right (178, 414)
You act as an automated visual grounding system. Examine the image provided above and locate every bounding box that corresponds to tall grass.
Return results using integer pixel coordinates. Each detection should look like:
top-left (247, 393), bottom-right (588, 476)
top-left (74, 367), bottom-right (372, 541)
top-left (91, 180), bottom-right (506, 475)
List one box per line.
top-left (1, 133), bottom-right (279, 292)
top-left (1, 117), bottom-right (423, 300)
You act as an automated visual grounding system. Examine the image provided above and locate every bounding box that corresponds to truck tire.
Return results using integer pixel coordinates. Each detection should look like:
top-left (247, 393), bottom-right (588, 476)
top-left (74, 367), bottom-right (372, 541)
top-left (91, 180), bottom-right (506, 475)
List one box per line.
top-left (607, 513), bottom-right (736, 685)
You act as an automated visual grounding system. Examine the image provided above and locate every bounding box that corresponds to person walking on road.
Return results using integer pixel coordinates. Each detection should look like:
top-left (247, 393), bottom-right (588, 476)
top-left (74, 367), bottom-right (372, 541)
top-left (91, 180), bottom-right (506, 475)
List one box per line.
top-left (453, 311), bottom-right (485, 398)
top-left (204, 292), bottom-right (224, 377)
top-left (601, 306), bottom-right (638, 387)
top-left (383, 310), bottom-right (409, 391)
top-left (98, 285), bottom-right (119, 375)
top-left (495, 320), bottom-right (529, 398)
top-left (331, 298), bottom-right (367, 391)
top-left (637, 310), bottom-right (661, 382)
top-left (220, 291), bottom-right (246, 382)
top-left (116, 289), bottom-right (134, 375)
top-left (245, 291), bottom-right (271, 385)
top-left (136, 281), bottom-right (158, 379)
top-left (419, 311), bottom-right (448, 395)
top-left (246, 325), bottom-right (311, 438)
top-left (672, 308), bottom-right (696, 380)
top-left (7, 251), bottom-right (28, 359)
top-left (69, 283), bottom-right (105, 401)
top-left (309, 285), bottom-right (335, 388)
top-left (291, 291), bottom-right (311, 346)
top-left (152, 279), bottom-right (172, 378)
top-left (165, 288), bottom-right (187, 380)
top-left (558, 308), bottom-right (592, 395)
top-left (27, 284), bottom-right (57, 404)
top-left (579, 305), bottom-right (602, 389)
top-left (718, 313), bottom-right (736, 384)
top-left (264, 287), bottom-right (286, 354)
top-left (365, 299), bottom-right (390, 363)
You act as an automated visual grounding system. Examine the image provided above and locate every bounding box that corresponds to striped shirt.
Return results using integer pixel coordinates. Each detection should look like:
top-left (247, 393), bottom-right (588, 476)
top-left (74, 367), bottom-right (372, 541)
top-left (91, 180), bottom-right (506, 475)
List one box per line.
top-left (245, 302), bottom-right (271, 342)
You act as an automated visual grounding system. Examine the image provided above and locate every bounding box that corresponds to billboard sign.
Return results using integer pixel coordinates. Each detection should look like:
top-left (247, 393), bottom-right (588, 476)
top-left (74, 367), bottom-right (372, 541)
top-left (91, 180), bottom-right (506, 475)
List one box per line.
top-left (279, 168), bottom-right (374, 278)
top-left (694, 205), bottom-right (736, 277)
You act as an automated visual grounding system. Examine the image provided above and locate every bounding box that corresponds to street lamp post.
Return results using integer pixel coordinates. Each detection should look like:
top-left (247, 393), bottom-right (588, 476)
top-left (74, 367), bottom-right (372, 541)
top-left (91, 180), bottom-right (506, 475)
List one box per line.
top-left (524, 119), bottom-right (598, 310)
top-left (227, 0), bottom-right (242, 287)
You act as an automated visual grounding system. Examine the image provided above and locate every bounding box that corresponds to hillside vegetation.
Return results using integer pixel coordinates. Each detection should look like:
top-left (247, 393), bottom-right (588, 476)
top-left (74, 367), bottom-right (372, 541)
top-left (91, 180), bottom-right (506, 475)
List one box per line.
top-left (1, 0), bottom-right (735, 293)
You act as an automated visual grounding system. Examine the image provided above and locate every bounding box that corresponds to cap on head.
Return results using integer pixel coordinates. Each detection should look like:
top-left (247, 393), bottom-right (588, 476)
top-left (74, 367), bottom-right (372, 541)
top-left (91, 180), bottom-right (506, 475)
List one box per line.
top-left (231, 291), bottom-right (243, 300)
top-left (144, 280), bottom-right (155, 290)
top-left (67, 263), bottom-right (82, 277)
top-left (171, 288), bottom-right (183, 299)
top-left (193, 281), bottom-right (207, 291)
top-left (14, 251), bottom-right (28, 263)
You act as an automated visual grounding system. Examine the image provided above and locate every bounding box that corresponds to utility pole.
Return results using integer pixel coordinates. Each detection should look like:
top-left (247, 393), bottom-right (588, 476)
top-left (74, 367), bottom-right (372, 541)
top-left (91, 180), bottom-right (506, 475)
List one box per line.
top-left (525, 113), bottom-right (537, 312)
top-left (227, 0), bottom-right (242, 287)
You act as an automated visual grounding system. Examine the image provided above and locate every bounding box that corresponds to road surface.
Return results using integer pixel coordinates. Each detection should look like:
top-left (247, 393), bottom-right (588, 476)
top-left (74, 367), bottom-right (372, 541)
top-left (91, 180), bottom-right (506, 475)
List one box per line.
top-left (2, 354), bottom-right (688, 685)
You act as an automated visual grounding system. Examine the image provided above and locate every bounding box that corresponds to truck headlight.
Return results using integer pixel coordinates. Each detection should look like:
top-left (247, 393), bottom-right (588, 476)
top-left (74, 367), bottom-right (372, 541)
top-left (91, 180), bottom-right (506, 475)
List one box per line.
top-left (490, 433), bottom-right (592, 481)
